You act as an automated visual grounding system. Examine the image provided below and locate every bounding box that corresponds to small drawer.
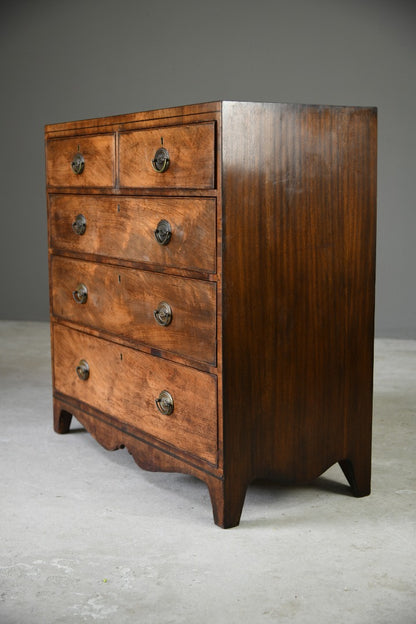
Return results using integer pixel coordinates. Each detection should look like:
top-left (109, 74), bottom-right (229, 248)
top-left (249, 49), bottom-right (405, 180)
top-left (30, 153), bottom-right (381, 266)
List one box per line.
top-left (51, 256), bottom-right (217, 365)
top-left (49, 195), bottom-right (216, 273)
top-left (119, 122), bottom-right (215, 189)
top-left (53, 325), bottom-right (218, 464)
top-left (46, 134), bottom-right (115, 187)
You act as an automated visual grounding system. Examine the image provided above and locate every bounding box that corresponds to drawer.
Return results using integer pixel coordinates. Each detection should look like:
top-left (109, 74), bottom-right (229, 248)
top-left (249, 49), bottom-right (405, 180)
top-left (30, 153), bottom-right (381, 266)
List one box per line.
top-left (53, 325), bottom-right (218, 464)
top-left (46, 134), bottom-right (115, 187)
top-left (119, 123), bottom-right (215, 189)
top-left (51, 256), bottom-right (217, 364)
top-left (49, 195), bottom-right (216, 273)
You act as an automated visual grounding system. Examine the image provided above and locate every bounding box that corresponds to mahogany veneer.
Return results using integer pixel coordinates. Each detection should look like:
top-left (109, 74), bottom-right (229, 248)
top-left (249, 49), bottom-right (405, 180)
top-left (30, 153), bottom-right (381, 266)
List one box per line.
top-left (46, 101), bottom-right (377, 527)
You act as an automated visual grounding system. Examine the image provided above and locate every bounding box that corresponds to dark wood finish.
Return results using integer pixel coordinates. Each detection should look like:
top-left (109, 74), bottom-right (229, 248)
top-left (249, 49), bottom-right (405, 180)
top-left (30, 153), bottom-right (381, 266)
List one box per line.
top-left (220, 102), bottom-right (377, 513)
top-left (49, 195), bottom-right (216, 273)
top-left (46, 134), bottom-right (115, 187)
top-left (45, 101), bottom-right (221, 135)
top-left (46, 101), bottom-right (377, 528)
top-left (53, 402), bottom-right (72, 434)
top-left (50, 255), bottom-right (216, 364)
top-left (119, 123), bottom-right (215, 189)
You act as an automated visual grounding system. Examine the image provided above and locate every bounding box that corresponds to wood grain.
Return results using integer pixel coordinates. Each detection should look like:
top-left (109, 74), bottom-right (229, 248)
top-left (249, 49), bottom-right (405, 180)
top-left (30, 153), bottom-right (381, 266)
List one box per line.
top-left (45, 101), bottom-right (221, 135)
top-left (221, 102), bottom-right (377, 500)
top-left (119, 122), bottom-right (215, 189)
top-left (51, 255), bottom-right (217, 364)
top-left (46, 101), bottom-right (377, 527)
top-left (53, 324), bottom-right (218, 464)
top-left (49, 195), bottom-right (216, 273)
top-left (46, 134), bottom-right (115, 187)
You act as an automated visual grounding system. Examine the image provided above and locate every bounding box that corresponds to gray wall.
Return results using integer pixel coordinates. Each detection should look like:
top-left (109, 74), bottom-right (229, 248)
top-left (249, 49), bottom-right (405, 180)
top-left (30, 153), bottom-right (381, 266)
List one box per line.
top-left (1, 0), bottom-right (415, 337)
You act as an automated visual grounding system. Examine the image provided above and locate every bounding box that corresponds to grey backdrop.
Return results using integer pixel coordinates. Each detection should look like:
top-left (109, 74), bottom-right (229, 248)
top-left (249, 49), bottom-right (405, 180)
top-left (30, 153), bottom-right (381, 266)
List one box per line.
top-left (1, 0), bottom-right (415, 337)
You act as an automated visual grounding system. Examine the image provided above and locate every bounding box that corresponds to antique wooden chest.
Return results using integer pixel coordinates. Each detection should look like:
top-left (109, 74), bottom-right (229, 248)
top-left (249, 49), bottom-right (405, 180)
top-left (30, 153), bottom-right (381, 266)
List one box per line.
top-left (46, 101), bottom-right (377, 527)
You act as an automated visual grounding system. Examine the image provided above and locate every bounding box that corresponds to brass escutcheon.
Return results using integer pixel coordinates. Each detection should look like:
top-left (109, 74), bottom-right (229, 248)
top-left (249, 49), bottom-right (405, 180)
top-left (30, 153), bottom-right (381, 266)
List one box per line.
top-left (153, 301), bottom-right (172, 327)
top-left (72, 214), bottom-right (87, 236)
top-left (155, 390), bottom-right (174, 415)
top-left (72, 283), bottom-right (88, 304)
top-left (151, 147), bottom-right (169, 173)
top-left (154, 219), bottom-right (172, 246)
top-left (71, 152), bottom-right (84, 175)
top-left (76, 359), bottom-right (89, 381)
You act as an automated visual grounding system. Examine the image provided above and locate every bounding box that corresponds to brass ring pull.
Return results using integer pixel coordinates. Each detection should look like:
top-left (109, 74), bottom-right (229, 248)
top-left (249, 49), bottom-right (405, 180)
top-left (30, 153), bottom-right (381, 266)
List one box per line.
top-left (76, 359), bottom-right (90, 381)
top-left (72, 283), bottom-right (88, 304)
top-left (71, 152), bottom-right (84, 175)
top-left (151, 147), bottom-right (170, 173)
top-left (155, 390), bottom-right (174, 415)
top-left (72, 214), bottom-right (87, 236)
top-left (153, 301), bottom-right (172, 327)
top-left (154, 219), bottom-right (172, 246)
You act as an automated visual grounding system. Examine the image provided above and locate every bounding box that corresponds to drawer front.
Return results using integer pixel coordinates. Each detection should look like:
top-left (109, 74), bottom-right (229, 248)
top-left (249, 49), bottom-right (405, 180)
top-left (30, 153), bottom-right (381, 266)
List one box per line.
top-left (46, 134), bottom-right (115, 187)
top-left (119, 123), bottom-right (215, 189)
top-left (53, 325), bottom-right (218, 464)
top-left (51, 256), bottom-right (216, 364)
top-left (49, 195), bottom-right (216, 273)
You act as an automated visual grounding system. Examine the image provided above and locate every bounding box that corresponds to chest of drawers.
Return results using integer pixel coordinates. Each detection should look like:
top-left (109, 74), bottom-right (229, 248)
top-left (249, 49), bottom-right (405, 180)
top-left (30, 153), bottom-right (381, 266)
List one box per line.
top-left (46, 101), bottom-right (377, 528)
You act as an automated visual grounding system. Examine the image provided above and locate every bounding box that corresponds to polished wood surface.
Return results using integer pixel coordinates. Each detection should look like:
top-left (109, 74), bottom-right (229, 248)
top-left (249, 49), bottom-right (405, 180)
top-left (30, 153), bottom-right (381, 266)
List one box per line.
top-left (49, 195), bottom-right (216, 273)
top-left (53, 325), bottom-right (218, 464)
top-left (46, 134), bottom-right (115, 187)
top-left (47, 101), bottom-right (377, 527)
top-left (45, 101), bottom-right (221, 135)
top-left (119, 122), bottom-right (215, 189)
top-left (51, 255), bottom-right (217, 364)
top-left (220, 102), bottom-right (377, 522)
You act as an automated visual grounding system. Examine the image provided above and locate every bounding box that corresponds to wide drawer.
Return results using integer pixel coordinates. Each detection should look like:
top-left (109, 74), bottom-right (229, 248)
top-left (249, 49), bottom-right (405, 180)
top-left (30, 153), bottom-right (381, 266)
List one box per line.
top-left (46, 134), bottom-right (115, 187)
top-left (51, 256), bottom-right (216, 364)
top-left (119, 123), bottom-right (215, 189)
top-left (49, 195), bottom-right (216, 273)
top-left (53, 324), bottom-right (218, 464)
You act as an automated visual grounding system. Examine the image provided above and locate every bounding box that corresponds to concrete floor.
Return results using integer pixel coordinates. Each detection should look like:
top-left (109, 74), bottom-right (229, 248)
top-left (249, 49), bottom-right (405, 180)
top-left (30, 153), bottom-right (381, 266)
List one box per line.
top-left (0, 321), bottom-right (415, 624)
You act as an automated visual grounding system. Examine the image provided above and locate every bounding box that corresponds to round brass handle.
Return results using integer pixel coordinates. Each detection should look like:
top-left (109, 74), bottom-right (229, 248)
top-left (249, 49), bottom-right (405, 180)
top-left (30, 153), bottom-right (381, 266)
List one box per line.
top-left (71, 152), bottom-right (84, 175)
top-left (153, 301), bottom-right (172, 327)
top-left (154, 219), bottom-right (172, 246)
top-left (76, 359), bottom-right (90, 381)
top-left (155, 390), bottom-right (174, 415)
top-left (151, 147), bottom-right (170, 173)
top-left (72, 214), bottom-right (87, 236)
top-left (72, 283), bottom-right (88, 304)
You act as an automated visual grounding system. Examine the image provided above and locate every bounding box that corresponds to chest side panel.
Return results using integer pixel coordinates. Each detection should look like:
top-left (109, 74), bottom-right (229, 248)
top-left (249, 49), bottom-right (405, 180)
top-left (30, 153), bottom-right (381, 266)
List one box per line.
top-left (221, 102), bottom-right (377, 482)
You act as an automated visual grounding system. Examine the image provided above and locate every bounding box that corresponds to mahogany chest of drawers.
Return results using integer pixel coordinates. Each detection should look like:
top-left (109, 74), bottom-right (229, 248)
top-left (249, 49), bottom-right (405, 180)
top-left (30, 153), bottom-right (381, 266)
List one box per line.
top-left (45, 101), bottom-right (377, 527)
